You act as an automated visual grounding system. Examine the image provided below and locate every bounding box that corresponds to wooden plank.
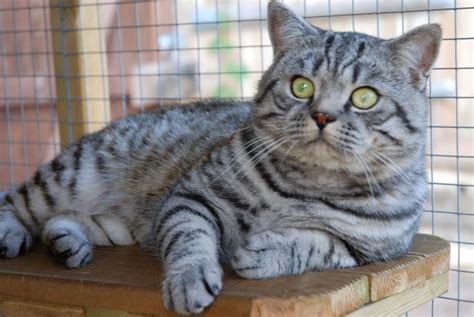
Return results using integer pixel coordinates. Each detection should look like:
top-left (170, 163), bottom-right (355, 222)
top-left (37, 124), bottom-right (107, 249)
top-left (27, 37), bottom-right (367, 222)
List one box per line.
top-left (342, 255), bottom-right (427, 302)
top-left (408, 233), bottom-right (451, 278)
top-left (0, 234), bottom-right (449, 316)
top-left (347, 272), bottom-right (449, 317)
top-left (243, 273), bottom-right (369, 317)
top-left (0, 245), bottom-right (369, 316)
top-left (249, 296), bottom-right (332, 317)
top-left (341, 234), bottom-right (450, 302)
top-left (50, 0), bottom-right (110, 147)
top-left (0, 300), bottom-right (85, 317)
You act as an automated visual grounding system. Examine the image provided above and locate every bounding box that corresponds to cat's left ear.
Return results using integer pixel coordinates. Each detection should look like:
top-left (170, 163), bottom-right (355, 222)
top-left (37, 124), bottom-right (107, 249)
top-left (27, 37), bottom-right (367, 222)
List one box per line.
top-left (388, 24), bottom-right (442, 76)
top-left (268, 1), bottom-right (322, 54)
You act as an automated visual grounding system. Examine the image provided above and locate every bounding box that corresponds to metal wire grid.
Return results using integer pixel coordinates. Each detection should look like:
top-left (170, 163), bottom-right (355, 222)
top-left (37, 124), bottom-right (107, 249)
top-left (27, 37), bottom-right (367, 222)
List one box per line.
top-left (0, 0), bottom-right (473, 315)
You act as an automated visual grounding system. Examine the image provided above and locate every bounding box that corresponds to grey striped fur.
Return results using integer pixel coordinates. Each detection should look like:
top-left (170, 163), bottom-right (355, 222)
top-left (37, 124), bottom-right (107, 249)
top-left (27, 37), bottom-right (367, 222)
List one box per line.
top-left (0, 2), bottom-right (441, 315)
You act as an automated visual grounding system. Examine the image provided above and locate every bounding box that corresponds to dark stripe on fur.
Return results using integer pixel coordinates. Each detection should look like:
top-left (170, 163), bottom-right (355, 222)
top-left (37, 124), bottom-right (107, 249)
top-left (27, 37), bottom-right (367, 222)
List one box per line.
top-left (91, 216), bottom-right (116, 245)
top-left (50, 158), bottom-right (65, 184)
top-left (49, 233), bottom-right (69, 242)
top-left (371, 112), bottom-right (395, 126)
top-left (312, 56), bottom-right (324, 76)
top-left (73, 144), bottom-right (83, 171)
top-left (341, 42), bottom-right (365, 73)
top-left (170, 248), bottom-right (195, 265)
top-left (17, 184), bottom-right (40, 225)
top-left (156, 219), bottom-right (190, 251)
top-left (228, 143), bottom-right (261, 195)
top-left (324, 34), bottom-right (335, 70)
top-left (176, 192), bottom-right (225, 238)
top-left (255, 79), bottom-right (278, 104)
top-left (236, 214), bottom-right (251, 233)
top-left (157, 205), bottom-right (220, 243)
top-left (201, 266), bottom-right (219, 296)
top-left (79, 252), bottom-right (92, 267)
top-left (341, 239), bottom-right (366, 265)
top-left (271, 91), bottom-right (288, 111)
top-left (165, 228), bottom-right (211, 258)
top-left (290, 242), bottom-right (296, 273)
top-left (69, 178), bottom-right (76, 197)
top-left (209, 181), bottom-right (252, 211)
top-left (357, 42), bottom-right (366, 57)
top-left (4, 194), bottom-right (13, 205)
top-left (374, 128), bottom-right (403, 146)
top-left (164, 230), bottom-right (185, 258)
top-left (258, 111), bottom-right (282, 121)
top-left (69, 144), bottom-right (83, 196)
top-left (70, 242), bottom-right (87, 257)
top-left (96, 155), bottom-right (107, 173)
top-left (323, 238), bottom-right (335, 264)
top-left (352, 63), bottom-right (361, 83)
top-left (33, 171), bottom-right (56, 211)
top-left (245, 131), bottom-right (416, 221)
top-left (306, 246), bottom-right (315, 269)
top-left (393, 101), bottom-right (419, 133)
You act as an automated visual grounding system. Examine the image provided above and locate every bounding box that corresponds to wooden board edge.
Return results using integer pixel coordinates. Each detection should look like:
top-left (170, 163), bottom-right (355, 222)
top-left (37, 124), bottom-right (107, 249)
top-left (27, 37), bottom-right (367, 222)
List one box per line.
top-left (341, 255), bottom-right (427, 302)
top-left (330, 274), bottom-right (370, 317)
top-left (246, 274), bottom-right (370, 317)
top-left (409, 248), bottom-right (450, 278)
top-left (409, 234), bottom-right (451, 279)
top-left (346, 272), bottom-right (448, 317)
top-left (249, 295), bottom-right (332, 317)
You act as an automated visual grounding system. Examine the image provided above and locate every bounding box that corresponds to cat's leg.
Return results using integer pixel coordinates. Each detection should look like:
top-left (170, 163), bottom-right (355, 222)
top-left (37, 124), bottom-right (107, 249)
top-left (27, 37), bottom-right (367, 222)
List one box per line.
top-left (42, 215), bottom-right (93, 268)
top-left (0, 208), bottom-right (33, 258)
top-left (42, 213), bottom-right (135, 268)
top-left (156, 201), bottom-right (223, 315)
top-left (231, 228), bottom-right (357, 279)
top-left (0, 194), bottom-right (35, 258)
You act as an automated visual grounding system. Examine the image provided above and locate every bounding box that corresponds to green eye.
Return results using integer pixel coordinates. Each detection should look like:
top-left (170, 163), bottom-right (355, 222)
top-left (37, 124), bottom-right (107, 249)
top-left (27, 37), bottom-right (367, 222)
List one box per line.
top-left (291, 77), bottom-right (315, 99)
top-left (351, 87), bottom-right (379, 110)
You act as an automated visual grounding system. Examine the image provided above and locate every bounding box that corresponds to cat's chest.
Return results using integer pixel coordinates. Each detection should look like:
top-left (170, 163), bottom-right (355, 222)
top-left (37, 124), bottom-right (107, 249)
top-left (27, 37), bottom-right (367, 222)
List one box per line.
top-left (246, 198), bottom-right (329, 232)
top-left (247, 196), bottom-right (392, 234)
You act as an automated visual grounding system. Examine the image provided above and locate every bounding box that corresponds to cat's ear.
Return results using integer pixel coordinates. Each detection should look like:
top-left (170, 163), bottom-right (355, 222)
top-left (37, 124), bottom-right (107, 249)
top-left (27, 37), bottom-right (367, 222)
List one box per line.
top-left (388, 24), bottom-right (442, 76)
top-left (268, 1), bottom-right (322, 54)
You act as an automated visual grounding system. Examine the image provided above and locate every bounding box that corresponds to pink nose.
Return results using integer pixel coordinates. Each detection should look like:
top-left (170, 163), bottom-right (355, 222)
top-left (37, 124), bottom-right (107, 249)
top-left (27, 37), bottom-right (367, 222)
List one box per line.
top-left (312, 112), bottom-right (336, 130)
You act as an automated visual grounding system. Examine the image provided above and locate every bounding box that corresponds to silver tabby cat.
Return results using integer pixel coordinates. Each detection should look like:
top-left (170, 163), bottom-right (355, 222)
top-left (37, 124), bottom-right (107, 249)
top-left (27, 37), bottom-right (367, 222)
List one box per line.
top-left (0, 1), bottom-right (441, 315)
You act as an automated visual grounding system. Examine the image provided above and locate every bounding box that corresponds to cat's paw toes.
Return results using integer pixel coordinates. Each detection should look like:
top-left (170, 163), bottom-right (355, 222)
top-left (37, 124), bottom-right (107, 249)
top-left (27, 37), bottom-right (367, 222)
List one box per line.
top-left (231, 233), bottom-right (283, 279)
top-left (163, 261), bottom-right (223, 315)
top-left (231, 245), bottom-right (277, 279)
top-left (0, 211), bottom-right (33, 258)
top-left (44, 228), bottom-right (93, 268)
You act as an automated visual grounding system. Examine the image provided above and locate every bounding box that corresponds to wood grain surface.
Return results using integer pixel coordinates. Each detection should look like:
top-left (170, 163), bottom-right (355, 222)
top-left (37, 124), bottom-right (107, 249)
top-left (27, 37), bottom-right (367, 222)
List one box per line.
top-left (0, 234), bottom-right (450, 316)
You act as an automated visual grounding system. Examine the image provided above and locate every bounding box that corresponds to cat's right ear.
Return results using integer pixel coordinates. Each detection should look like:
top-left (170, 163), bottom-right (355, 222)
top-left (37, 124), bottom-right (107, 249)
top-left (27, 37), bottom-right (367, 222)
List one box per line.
top-left (387, 24), bottom-right (442, 76)
top-left (268, 1), bottom-right (322, 54)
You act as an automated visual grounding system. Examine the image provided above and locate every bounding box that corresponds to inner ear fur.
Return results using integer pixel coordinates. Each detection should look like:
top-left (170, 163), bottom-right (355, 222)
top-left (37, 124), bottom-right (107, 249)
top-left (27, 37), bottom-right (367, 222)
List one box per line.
top-left (388, 24), bottom-right (442, 76)
top-left (267, 1), bottom-right (323, 54)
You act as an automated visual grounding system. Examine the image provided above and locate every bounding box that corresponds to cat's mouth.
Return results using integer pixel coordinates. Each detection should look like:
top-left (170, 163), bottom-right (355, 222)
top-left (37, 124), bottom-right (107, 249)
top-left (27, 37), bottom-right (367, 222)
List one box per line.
top-left (310, 131), bottom-right (340, 151)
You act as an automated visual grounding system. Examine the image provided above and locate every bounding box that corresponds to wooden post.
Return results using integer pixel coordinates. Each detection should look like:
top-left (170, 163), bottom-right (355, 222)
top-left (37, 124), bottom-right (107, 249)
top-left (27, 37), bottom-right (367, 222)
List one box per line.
top-left (50, 0), bottom-right (111, 147)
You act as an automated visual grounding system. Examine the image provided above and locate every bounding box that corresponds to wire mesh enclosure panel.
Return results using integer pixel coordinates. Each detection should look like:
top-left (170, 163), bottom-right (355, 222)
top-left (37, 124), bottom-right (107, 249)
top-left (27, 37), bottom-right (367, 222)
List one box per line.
top-left (0, 0), bottom-right (472, 315)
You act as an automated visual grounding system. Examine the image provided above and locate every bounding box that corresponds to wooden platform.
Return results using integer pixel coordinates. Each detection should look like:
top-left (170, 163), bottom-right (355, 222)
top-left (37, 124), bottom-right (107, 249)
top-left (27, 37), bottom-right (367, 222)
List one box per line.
top-left (0, 234), bottom-right (450, 317)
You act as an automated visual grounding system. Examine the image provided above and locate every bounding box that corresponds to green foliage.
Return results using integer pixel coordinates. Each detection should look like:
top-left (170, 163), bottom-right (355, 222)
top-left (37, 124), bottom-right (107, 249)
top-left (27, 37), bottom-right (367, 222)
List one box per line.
top-left (208, 12), bottom-right (249, 98)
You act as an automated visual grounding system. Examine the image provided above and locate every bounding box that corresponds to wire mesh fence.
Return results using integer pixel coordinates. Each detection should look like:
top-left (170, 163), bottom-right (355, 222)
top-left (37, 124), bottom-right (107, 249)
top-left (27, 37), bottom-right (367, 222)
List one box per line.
top-left (0, 0), bottom-right (472, 315)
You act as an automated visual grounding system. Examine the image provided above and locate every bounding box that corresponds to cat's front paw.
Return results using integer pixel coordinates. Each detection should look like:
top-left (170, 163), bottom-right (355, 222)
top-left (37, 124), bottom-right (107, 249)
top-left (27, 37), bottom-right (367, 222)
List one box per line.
top-left (231, 231), bottom-right (288, 279)
top-left (43, 222), bottom-right (93, 268)
top-left (163, 260), bottom-right (223, 315)
top-left (0, 210), bottom-right (33, 258)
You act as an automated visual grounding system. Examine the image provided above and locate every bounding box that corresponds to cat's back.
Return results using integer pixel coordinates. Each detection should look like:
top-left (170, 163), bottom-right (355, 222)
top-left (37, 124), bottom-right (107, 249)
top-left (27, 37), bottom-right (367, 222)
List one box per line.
top-left (94, 100), bottom-right (252, 197)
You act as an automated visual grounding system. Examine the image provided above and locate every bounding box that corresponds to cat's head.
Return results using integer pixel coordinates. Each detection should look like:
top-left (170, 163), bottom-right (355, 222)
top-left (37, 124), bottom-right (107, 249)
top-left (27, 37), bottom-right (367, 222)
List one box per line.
top-left (253, 1), bottom-right (441, 176)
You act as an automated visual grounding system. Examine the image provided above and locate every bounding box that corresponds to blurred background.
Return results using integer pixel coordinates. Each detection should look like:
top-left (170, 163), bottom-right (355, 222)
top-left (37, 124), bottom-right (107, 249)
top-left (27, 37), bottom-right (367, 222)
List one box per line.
top-left (0, 0), bottom-right (472, 315)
